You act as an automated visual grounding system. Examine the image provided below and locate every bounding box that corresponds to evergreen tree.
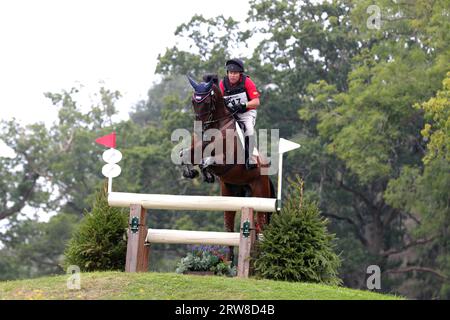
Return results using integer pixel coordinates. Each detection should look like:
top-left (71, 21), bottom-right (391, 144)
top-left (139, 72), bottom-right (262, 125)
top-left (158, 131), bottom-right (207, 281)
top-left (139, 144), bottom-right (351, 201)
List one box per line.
top-left (64, 183), bottom-right (128, 271)
top-left (254, 177), bottom-right (342, 286)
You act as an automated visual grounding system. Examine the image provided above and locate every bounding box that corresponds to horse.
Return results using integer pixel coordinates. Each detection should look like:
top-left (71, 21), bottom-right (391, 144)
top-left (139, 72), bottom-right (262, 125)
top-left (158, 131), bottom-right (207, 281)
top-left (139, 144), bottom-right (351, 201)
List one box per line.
top-left (180, 75), bottom-right (275, 261)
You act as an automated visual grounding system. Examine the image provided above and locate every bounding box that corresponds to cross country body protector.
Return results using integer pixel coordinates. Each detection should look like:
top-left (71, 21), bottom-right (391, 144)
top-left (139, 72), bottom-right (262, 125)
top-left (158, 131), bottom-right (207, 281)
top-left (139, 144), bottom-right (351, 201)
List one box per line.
top-left (223, 74), bottom-right (250, 108)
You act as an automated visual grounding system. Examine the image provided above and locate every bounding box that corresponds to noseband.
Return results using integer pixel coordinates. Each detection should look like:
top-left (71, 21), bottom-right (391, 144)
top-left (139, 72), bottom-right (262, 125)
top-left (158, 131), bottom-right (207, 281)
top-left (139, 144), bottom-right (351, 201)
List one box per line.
top-left (192, 89), bottom-right (218, 130)
top-left (191, 88), bottom-right (237, 130)
top-left (192, 89), bottom-right (216, 115)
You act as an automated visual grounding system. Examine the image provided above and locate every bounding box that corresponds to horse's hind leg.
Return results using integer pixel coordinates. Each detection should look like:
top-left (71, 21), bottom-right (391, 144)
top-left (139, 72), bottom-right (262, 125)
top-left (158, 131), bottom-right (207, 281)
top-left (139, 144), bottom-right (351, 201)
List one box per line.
top-left (221, 181), bottom-right (237, 263)
top-left (224, 210), bottom-right (236, 263)
top-left (249, 178), bottom-right (271, 234)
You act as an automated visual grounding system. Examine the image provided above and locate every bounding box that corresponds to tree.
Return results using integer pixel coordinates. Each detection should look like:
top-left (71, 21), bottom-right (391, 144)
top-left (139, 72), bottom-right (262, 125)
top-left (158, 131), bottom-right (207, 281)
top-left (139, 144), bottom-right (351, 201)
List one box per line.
top-left (151, 0), bottom-right (449, 297)
top-left (0, 213), bottom-right (78, 280)
top-left (384, 73), bottom-right (450, 298)
top-left (0, 0), bottom-right (447, 299)
top-left (0, 85), bottom-right (124, 220)
top-left (156, 15), bottom-right (243, 78)
top-left (64, 183), bottom-right (128, 271)
top-left (0, 85), bottom-right (128, 279)
top-left (254, 177), bottom-right (342, 285)
top-left (418, 72), bottom-right (450, 165)
top-left (0, 121), bottom-right (53, 220)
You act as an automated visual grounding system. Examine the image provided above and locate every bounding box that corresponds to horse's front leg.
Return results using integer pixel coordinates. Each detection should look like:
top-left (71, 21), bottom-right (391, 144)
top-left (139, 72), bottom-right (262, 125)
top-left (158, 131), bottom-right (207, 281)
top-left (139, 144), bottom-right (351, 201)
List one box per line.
top-left (199, 151), bottom-right (217, 184)
top-left (179, 147), bottom-right (213, 181)
top-left (199, 165), bottom-right (215, 183)
top-left (182, 163), bottom-right (199, 179)
top-left (179, 147), bottom-right (199, 179)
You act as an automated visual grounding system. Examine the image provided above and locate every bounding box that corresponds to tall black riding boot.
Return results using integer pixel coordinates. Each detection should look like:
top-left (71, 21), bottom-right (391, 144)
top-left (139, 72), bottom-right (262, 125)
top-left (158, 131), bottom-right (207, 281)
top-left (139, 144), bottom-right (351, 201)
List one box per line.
top-left (244, 135), bottom-right (257, 170)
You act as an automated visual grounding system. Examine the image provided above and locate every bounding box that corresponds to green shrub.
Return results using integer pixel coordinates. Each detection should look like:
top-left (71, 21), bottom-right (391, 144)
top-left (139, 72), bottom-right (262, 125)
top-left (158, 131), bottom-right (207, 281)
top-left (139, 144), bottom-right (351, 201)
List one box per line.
top-left (63, 183), bottom-right (128, 271)
top-left (254, 176), bottom-right (342, 285)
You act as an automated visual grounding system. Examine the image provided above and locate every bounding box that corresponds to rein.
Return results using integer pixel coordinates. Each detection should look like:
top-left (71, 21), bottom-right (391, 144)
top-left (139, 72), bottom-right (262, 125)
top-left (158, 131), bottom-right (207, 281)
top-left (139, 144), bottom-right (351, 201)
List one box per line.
top-left (192, 90), bottom-right (237, 128)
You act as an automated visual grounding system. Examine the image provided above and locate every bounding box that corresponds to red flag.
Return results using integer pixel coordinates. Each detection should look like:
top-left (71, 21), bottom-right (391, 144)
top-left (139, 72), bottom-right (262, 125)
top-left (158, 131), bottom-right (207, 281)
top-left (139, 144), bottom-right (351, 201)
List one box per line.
top-left (95, 132), bottom-right (116, 148)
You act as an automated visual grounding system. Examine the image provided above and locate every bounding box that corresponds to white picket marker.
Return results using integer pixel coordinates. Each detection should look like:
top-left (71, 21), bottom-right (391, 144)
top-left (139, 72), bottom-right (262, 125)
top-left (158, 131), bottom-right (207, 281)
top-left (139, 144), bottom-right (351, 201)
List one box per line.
top-left (277, 138), bottom-right (301, 212)
top-left (102, 148), bottom-right (122, 164)
top-left (101, 148), bottom-right (122, 193)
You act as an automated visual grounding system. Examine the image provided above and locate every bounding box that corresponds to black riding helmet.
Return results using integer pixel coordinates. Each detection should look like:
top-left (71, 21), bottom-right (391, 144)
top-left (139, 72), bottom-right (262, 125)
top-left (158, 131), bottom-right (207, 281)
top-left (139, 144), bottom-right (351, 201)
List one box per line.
top-left (226, 58), bottom-right (244, 73)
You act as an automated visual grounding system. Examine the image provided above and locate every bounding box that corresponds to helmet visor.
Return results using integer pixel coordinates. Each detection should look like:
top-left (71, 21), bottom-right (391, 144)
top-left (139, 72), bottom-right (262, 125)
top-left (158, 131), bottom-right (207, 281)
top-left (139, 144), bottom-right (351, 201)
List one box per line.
top-left (226, 63), bottom-right (243, 72)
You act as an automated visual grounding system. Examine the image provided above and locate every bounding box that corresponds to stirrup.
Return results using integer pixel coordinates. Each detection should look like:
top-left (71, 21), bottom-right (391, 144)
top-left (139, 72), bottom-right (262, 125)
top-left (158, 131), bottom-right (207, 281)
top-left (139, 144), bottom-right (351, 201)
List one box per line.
top-left (245, 160), bottom-right (257, 170)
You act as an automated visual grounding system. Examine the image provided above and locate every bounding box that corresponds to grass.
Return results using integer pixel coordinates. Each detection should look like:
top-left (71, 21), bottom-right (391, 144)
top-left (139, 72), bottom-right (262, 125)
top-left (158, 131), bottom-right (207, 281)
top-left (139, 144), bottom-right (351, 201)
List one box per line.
top-left (0, 271), bottom-right (403, 300)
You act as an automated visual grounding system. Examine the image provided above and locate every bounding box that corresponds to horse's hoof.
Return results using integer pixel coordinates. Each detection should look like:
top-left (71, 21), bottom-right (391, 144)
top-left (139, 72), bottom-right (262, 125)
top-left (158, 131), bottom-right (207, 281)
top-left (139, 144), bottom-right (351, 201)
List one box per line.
top-left (190, 170), bottom-right (199, 178)
top-left (203, 174), bottom-right (215, 183)
top-left (183, 169), bottom-right (199, 179)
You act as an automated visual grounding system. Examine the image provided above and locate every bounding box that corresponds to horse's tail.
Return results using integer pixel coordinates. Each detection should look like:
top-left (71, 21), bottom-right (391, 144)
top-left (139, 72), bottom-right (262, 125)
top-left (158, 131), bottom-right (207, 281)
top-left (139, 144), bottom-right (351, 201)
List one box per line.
top-left (269, 177), bottom-right (276, 199)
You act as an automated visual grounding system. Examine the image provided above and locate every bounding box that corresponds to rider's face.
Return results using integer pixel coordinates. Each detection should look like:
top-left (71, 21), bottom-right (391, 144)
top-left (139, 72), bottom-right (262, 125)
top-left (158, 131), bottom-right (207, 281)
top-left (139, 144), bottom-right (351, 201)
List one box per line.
top-left (228, 71), bottom-right (241, 85)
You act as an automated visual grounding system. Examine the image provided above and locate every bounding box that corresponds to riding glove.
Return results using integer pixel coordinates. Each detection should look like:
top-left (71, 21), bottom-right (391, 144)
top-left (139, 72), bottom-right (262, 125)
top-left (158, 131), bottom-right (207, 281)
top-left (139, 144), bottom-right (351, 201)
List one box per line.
top-left (238, 102), bottom-right (247, 113)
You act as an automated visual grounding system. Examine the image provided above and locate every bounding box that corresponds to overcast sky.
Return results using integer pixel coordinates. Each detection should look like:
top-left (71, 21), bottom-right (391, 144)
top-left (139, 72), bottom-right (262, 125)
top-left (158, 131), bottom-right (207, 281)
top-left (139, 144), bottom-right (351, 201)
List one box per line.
top-left (0, 0), bottom-right (251, 155)
top-left (0, 0), bottom-right (253, 227)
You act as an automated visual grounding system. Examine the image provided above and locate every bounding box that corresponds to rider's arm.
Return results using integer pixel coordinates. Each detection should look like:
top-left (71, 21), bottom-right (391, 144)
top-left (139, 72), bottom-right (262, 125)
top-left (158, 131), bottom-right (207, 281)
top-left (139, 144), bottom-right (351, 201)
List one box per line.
top-left (246, 97), bottom-right (260, 109)
top-left (243, 77), bottom-right (260, 110)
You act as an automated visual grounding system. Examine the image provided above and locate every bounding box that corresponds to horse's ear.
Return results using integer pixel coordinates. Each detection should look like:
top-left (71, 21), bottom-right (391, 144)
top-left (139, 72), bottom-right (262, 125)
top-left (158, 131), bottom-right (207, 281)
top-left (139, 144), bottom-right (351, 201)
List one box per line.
top-left (204, 78), bottom-right (214, 92)
top-left (187, 75), bottom-right (199, 91)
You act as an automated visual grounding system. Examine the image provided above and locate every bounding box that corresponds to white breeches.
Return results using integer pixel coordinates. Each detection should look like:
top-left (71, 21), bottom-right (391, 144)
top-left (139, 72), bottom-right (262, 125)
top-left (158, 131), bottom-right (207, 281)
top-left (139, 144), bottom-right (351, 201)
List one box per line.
top-left (235, 109), bottom-right (257, 136)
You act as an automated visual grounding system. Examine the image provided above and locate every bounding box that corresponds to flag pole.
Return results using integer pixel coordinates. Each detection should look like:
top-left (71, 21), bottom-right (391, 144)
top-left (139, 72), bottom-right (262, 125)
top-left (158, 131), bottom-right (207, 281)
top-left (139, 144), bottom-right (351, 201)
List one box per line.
top-left (97, 131), bottom-right (121, 196)
top-left (277, 152), bottom-right (283, 212)
top-left (108, 176), bottom-right (112, 193)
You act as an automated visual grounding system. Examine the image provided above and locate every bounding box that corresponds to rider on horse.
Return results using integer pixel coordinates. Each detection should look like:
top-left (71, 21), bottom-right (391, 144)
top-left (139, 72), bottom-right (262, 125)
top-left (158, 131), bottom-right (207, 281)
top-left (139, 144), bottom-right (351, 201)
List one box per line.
top-left (219, 58), bottom-right (260, 170)
top-left (187, 70), bottom-right (274, 246)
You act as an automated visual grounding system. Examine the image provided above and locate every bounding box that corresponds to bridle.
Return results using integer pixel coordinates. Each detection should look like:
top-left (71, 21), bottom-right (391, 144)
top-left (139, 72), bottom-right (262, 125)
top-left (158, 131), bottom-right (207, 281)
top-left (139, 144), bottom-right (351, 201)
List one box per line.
top-left (191, 88), bottom-right (237, 130)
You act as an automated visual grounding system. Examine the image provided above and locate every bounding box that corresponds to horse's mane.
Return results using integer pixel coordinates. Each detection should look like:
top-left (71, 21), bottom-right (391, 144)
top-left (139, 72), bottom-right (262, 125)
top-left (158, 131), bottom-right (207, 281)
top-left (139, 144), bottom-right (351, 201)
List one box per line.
top-left (203, 73), bottom-right (219, 86)
top-left (211, 84), bottom-right (228, 112)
